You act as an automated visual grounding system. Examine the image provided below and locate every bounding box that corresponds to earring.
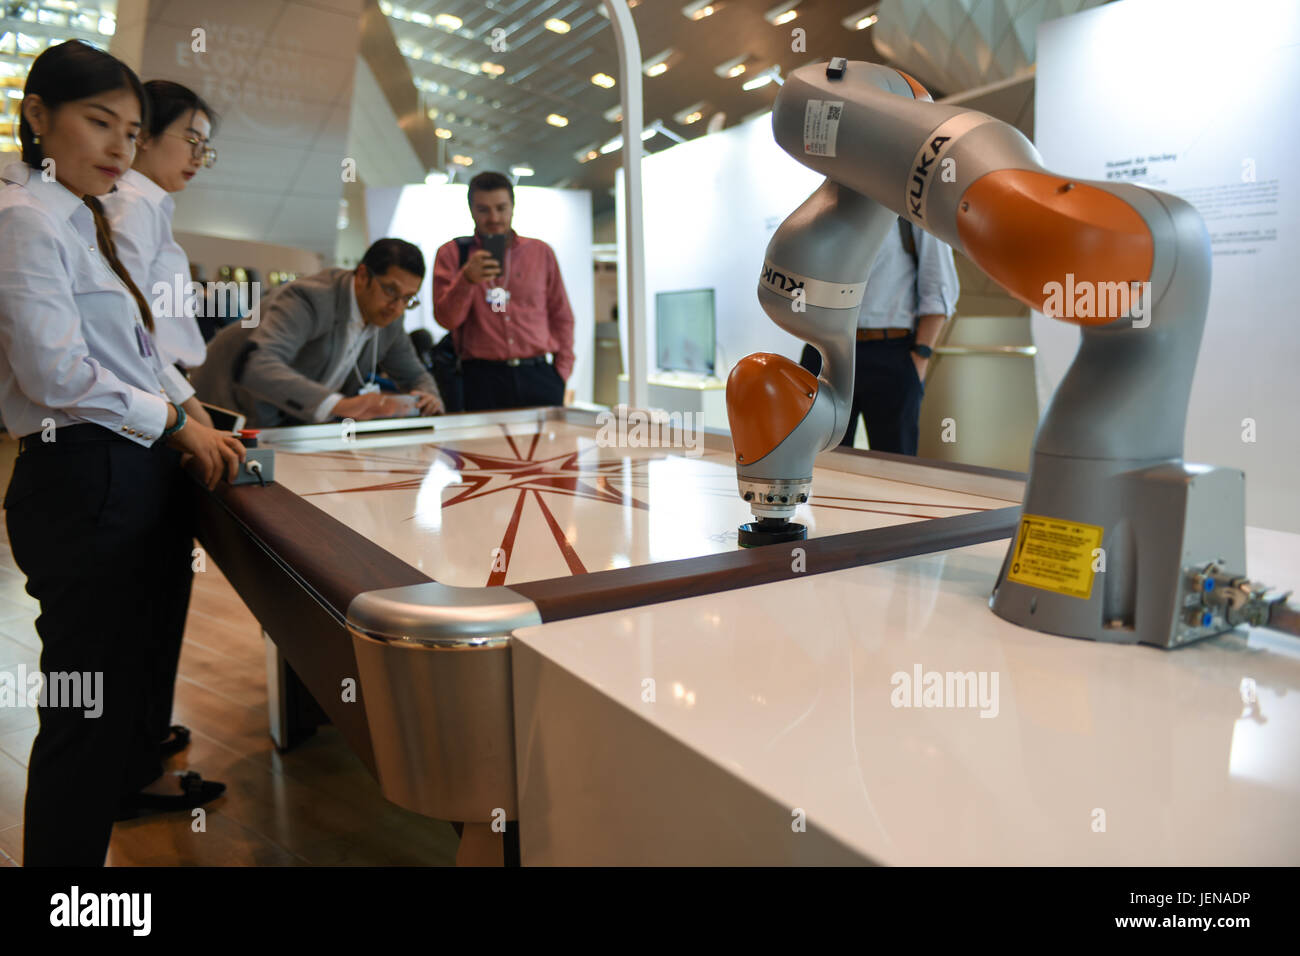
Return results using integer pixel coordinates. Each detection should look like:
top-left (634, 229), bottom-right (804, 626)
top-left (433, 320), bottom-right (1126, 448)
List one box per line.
top-left (33, 134), bottom-right (40, 144)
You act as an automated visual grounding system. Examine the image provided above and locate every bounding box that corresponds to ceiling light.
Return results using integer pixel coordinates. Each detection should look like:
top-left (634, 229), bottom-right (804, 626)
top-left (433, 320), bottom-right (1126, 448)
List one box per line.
top-left (742, 66), bottom-right (782, 91)
top-left (642, 49), bottom-right (677, 77)
top-left (451, 154), bottom-right (473, 166)
top-left (715, 55), bottom-right (751, 78)
top-left (434, 13), bottom-right (462, 30)
top-left (511, 165), bottom-right (535, 178)
top-left (683, 1), bottom-right (721, 20)
top-left (599, 136), bottom-right (622, 154)
top-left (764, 1), bottom-right (799, 25)
top-left (481, 62), bottom-right (504, 76)
top-left (604, 105), bottom-right (624, 123)
top-left (546, 113), bottom-right (569, 127)
top-left (673, 102), bottom-right (706, 125)
top-left (545, 18), bottom-right (571, 33)
top-left (591, 72), bottom-right (616, 88)
top-left (434, 127), bottom-right (452, 139)
top-left (576, 145), bottom-right (600, 162)
top-left (424, 170), bottom-right (449, 185)
top-left (842, 5), bottom-right (879, 30)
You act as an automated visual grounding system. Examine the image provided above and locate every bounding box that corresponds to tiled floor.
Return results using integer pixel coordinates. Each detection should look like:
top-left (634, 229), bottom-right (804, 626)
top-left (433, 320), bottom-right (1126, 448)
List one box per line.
top-left (0, 437), bottom-right (458, 866)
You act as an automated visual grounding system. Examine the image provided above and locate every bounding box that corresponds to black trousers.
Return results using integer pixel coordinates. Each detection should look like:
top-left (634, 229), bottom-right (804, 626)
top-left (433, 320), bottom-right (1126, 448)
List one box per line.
top-left (461, 360), bottom-right (565, 412)
top-left (799, 337), bottom-right (924, 455)
top-left (4, 432), bottom-right (194, 866)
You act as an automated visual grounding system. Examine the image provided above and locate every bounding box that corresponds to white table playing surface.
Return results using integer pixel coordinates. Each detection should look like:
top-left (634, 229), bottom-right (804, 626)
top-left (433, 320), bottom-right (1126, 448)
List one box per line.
top-left (511, 526), bottom-right (1300, 865)
top-left (263, 420), bottom-right (1010, 586)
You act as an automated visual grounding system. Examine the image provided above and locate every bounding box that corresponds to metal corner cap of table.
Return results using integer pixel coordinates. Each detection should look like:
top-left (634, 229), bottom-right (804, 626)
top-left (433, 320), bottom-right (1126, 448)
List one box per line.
top-left (346, 582), bottom-right (543, 648)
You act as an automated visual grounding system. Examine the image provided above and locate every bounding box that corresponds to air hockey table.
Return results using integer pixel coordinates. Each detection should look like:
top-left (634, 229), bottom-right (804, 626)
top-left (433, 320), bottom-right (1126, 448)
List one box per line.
top-left (512, 528), bottom-right (1300, 865)
top-left (194, 406), bottom-right (1022, 855)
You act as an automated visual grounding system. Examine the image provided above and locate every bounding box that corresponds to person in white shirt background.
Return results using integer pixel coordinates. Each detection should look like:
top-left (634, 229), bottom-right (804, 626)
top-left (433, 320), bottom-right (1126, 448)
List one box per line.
top-left (0, 40), bottom-right (245, 866)
top-left (103, 80), bottom-right (217, 390)
top-left (101, 80), bottom-right (218, 774)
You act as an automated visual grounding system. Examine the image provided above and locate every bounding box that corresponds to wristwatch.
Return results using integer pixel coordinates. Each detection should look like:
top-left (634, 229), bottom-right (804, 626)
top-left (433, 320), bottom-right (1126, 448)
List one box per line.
top-left (912, 343), bottom-right (933, 358)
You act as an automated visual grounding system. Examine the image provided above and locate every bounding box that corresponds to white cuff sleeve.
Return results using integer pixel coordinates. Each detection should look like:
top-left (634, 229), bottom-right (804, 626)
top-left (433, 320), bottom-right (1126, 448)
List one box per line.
top-left (314, 392), bottom-right (344, 423)
top-left (119, 388), bottom-right (171, 446)
top-left (159, 363), bottom-right (196, 405)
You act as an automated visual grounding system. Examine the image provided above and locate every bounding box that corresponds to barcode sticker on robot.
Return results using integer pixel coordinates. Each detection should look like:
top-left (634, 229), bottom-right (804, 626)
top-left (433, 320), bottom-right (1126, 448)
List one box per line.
top-left (1005, 514), bottom-right (1104, 600)
top-left (804, 100), bottom-right (844, 157)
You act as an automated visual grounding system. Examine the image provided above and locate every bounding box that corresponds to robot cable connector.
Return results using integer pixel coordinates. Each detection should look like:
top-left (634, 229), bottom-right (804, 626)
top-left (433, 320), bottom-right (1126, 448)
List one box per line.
top-left (1187, 562), bottom-right (1299, 638)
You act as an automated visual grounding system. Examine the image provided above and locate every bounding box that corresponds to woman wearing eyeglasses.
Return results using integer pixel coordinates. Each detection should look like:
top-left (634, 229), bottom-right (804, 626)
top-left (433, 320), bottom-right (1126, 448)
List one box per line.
top-left (0, 41), bottom-right (245, 866)
top-left (102, 81), bottom-right (216, 389)
top-left (97, 81), bottom-right (225, 774)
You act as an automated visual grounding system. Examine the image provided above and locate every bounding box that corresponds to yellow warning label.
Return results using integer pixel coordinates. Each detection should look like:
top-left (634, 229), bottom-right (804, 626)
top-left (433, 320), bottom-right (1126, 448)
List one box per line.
top-left (1005, 513), bottom-right (1105, 599)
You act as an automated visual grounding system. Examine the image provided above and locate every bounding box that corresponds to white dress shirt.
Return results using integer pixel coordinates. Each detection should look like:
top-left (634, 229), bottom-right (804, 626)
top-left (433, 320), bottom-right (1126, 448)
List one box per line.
top-left (0, 161), bottom-right (194, 446)
top-left (858, 223), bottom-right (962, 329)
top-left (313, 278), bottom-right (377, 422)
top-left (103, 167), bottom-right (207, 370)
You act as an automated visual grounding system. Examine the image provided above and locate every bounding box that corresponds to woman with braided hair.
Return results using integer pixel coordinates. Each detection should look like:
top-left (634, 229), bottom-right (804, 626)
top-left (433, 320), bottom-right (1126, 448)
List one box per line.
top-left (0, 40), bottom-right (244, 866)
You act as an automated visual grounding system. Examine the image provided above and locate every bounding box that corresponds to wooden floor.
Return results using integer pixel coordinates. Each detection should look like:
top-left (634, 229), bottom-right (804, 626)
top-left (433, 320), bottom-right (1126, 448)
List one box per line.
top-left (0, 436), bottom-right (458, 866)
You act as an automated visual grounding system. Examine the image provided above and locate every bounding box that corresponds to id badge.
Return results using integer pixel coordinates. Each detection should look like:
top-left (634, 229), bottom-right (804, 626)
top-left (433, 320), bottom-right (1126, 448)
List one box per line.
top-left (486, 287), bottom-right (510, 310)
top-left (359, 381), bottom-right (381, 395)
top-left (134, 323), bottom-right (155, 359)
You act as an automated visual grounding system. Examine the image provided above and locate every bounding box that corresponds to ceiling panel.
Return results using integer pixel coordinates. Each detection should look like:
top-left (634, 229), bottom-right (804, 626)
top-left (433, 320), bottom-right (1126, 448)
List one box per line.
top-left (378, 0), bottom-right (897, 206)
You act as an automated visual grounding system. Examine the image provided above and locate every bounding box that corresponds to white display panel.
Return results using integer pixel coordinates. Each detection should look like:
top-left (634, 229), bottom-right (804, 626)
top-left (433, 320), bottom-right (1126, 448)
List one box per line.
top-left (616, 115), bottom-right (825, 387)
top-left (1035, 0), bottom-right (1300, 531)
top-left (366, 184), bottom-right (595, 403)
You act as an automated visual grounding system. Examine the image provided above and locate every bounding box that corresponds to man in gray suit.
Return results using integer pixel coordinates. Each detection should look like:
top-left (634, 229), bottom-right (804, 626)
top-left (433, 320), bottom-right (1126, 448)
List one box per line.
top-left (193, 239), bottom-right (443, 427)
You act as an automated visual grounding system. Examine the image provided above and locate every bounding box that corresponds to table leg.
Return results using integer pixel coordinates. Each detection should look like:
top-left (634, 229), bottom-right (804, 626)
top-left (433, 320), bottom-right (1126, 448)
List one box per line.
top-left (264, 633), bottom-right (326, 751)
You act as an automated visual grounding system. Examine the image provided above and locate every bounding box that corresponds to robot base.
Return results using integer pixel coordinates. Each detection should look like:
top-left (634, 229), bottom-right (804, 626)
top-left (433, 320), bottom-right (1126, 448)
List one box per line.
top-left (990, 453), bottom-right (1246, 648)
top-left (738, 518), bottom-right (807, 548)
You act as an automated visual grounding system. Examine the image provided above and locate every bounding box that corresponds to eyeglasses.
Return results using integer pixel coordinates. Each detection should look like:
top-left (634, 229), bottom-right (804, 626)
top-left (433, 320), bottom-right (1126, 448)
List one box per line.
top-left (373, 277), bottom-right (421, 310)
top-left (167, 132), bottom-right (217, 168)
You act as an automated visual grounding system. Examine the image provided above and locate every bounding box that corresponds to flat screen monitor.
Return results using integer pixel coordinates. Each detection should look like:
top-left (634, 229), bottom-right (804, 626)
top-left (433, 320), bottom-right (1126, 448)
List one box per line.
top-left (655, 289), bottom-right (716, 376)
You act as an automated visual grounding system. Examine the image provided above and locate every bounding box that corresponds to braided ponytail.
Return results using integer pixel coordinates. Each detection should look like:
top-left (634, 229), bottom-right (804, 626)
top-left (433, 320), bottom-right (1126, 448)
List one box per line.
top-left (83, 194), bottom-right (154, 333)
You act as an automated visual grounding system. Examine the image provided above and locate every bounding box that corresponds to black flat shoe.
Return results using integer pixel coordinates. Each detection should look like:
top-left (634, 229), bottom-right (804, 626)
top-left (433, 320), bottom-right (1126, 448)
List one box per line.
top-left (115, 771), bottom-right (226, 821)
top-left (159, 724), bottom-right (191, 758)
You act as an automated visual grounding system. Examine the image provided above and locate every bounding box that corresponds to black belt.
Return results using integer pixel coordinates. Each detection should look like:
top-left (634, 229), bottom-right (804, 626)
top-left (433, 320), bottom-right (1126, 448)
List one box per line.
top-left (461, 356), bottom-right (549, 368)
top-left (18, 423), bottom-right (141, 455)
top-left (857, 327), bottom-right (913, 342)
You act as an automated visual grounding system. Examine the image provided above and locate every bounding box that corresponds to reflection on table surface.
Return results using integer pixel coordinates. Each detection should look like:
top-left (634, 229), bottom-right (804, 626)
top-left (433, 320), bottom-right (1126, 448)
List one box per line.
top-left (267, 420), bottom-right (1014, 587)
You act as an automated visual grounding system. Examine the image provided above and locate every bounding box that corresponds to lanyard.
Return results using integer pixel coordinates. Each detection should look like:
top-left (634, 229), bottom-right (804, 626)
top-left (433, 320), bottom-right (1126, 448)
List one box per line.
top-left (353, 327), bottom-right (379, 391)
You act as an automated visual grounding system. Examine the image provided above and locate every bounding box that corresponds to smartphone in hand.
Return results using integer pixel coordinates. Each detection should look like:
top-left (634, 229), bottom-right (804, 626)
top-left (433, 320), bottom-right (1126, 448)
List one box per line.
top-left (483, 232), bottom-right (508, 268)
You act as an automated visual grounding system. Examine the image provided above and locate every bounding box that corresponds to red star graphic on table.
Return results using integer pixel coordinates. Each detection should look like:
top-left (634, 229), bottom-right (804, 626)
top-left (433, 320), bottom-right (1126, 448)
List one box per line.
top-left (299, 440), bottom-right (649, 511)
top-left (297, 431), bottom-right (653, 582)
top-left (292, 427), bottom-right (991, 583)
top-left (439, 447), bottom-right (649, 509)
